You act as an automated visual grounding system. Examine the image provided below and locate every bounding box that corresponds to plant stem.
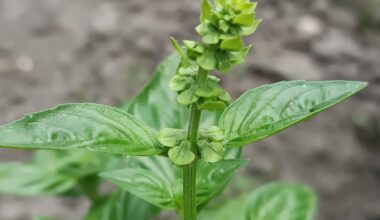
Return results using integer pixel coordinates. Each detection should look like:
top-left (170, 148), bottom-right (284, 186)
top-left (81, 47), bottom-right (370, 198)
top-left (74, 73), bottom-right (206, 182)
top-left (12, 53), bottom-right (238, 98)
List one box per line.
top-left (183, 68), bottom-right (208, 220)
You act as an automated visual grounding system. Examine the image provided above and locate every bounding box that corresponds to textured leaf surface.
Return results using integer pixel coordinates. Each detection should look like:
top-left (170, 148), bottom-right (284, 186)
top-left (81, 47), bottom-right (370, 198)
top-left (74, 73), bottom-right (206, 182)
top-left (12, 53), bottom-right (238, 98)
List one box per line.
top-left (196, 160), bottom-right (247, 205)
top-left (126, 54), bottom-right (189, 129)
top-left (245, 182), bottom-right (317, 220)
top-left (122, 53), bottom-right (241, 210)
top-left (85, 190), bottom-right (160, 220)
top-left (99, 168), bottom-right (175, 209)
top-left (219, 81), bottom-right (367, 147)
top-left (0, 103), bottom-right (160, 155)
top-left (0, 162), bottom-right (76, 195)
top-left (0, 150), bottom-right (121, 196)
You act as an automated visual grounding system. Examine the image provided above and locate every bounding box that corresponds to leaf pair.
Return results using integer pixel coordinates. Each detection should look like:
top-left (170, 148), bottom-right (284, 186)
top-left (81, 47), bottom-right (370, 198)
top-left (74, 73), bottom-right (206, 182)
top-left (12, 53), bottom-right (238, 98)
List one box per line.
top-left (99, 54), bottom-right (243, 210)
top-left (100, 156), bottom-right (247, 210)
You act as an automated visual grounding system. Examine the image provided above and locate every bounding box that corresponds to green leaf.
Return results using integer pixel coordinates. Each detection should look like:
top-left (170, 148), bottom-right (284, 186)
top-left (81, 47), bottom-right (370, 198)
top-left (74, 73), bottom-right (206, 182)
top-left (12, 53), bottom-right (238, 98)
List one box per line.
top-left (126, 54), bottom-right (192, 129)
top-left (198, 100), bottom-right (228, 111)
top-left (200, 126), bottom-right (224, 142)
top-left (0, 103), bottom-right (161, 155)
top-left (200, 0), bottom-right (213, 22)
top-left (168, 140), bottom-right (195, 166)
top-left (169, 75), bottom-right (194, 91)
top-left (195, 81), bottom-right (224, 98)
top-left (245, 182), bottom-right (317, 220)
top-left (157, 128), bottom-right (186, 147)
top-left (221, 37), bottom-right (244, 51)
top-left (0, 150), bottom-right (121, 196)
top-left (231, 45), bottom-right (252, 64)
top-left (198, 140), bottom-right (224, 163)
top-left (233, 13), bottom-right (254, 26)
top-left (196, 160), bottom-right (247, 205)
top-left (178, 85), bottom-right (199, 105)
top-left (85, 189), bottom-right (160, 220)
top-left (243, 19), bottom-right (262, 36)
top-left (0, 162), bottom-right (76, 195)
top-left (99, 168), bottom-right (176, 209)
top-left (125, 53), bottom-right (241, 209)
top-left (202, 32), bottom-right (220, 44)
top-left (220, 81), bottom-right (367, 147)
top-left (197, 49), bottom-right (217, 71)
top-left (178, 59), bottom-right (199, 76)
top-left (199, 195), bottom-right (247, 220)
top-left (170, 37), bottom-right (186, 58)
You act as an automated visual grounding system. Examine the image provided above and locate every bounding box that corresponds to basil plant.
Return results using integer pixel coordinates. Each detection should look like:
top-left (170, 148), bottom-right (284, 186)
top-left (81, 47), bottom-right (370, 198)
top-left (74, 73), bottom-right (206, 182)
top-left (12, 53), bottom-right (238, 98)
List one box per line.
top-left (0, 1), bottom-right (366, 220)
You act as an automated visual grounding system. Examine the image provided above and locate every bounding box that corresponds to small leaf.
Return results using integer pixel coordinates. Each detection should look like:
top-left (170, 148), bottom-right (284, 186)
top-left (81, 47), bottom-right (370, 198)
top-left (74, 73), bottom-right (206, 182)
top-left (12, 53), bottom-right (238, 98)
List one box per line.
top-left (219, 81), bottom-right (367, 147)
top-left (200, 0), bottom-right (213, 22)
top-left (169, 75), bottom-right (194, 91)
top-left (218, 90), bottom-right (232, 102)
top-left (246, 182), bottom-right (317, 220)
top-left (200, 126), bottom-right (224, 142)
top-left (157, 128), bottom-right (186, 147)
top-left (217, 53), bottom-right (232, 73)
top-left (170, 37), bottom-right (186, 58)
top-left (99, 168), bottom-right (175, 209)
top-left (0, 103), bottom-right (161, 156)
top-left (233, 13), bottom-right (254, 26)
top-left (202, 32), bottom-right (220, 44)
top-left (197, 49), bottom-right (216, 71)
top-left (198, 140), bottom-right (224, 163)
top-left (231, 45), bottom-right (252, 65)
top-left (221, 37), bottom-right (244, 51)
top-left (198, 100), bottom-right (227, 111)
top-left (177, 85), bottom-right (199, 105)
top-left (168, 140), bottom-right (195, 166)
top-left (195, 81), bottom-right (224, 98)
top-left (219, 20), bottom-right (230, 32)
top-left (243, 19), bottom-right (262, 36)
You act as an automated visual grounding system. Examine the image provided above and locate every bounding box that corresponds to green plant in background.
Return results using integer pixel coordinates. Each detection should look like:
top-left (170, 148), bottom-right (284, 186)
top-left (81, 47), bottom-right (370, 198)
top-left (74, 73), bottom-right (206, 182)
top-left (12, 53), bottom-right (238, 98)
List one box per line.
top-left (0, 0), bottom-right (367, 220)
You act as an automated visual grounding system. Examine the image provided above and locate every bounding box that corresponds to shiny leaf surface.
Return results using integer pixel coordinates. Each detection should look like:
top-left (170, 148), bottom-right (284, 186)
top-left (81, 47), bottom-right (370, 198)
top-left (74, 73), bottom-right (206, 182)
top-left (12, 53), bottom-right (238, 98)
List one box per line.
top-left (246, 182), bottom-right (317, 220)
top-left (99, 168), bottom-right (176, 209)
top-left (196, 160), bottom-right (247, 205)
top-left (220, 81), bottom-right (367, 147)
top-left (0, 103), bottom-right (161, 155)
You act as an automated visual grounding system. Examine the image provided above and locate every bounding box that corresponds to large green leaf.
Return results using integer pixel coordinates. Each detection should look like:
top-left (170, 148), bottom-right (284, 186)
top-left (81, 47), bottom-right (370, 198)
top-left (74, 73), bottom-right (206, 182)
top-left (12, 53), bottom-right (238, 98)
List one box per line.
top-left (0, 150), bottom-right (121, 196)
top-left (126, 54), bottom-right (188, 129)
top-left (126, 53), bottom-right (219, 130)
top-left (85, 190), bottom-right (160, 220)
top-left (0, 162), bottom-right (76, 195)
top-left (219, 81), bottom-right (367, 147)
top-left (0, 103), bottom-right (161, 155)
top-left (99, 168), bottom-right (176, 209)
top-left (199, 182), bottom-right (317, 220)
top-left (245, 182), bottom-right (317, 220)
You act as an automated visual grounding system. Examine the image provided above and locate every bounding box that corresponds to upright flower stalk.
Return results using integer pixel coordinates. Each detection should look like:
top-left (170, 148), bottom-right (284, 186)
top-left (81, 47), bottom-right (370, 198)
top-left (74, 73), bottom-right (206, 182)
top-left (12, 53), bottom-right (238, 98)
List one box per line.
top-left (157, 0), bottom-right (261, 219)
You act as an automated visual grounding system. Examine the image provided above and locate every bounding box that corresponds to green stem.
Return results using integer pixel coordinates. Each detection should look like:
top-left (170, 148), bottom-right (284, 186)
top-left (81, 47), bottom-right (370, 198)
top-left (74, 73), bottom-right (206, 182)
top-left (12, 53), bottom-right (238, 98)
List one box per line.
top-left (183, 68), bottom-right (208, 220)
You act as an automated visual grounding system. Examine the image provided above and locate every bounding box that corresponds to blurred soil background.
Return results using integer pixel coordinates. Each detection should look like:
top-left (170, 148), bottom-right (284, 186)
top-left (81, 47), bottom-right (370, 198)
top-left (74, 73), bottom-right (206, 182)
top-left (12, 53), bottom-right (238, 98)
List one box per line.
top-left (0, 0), bottom-right (380, 219)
